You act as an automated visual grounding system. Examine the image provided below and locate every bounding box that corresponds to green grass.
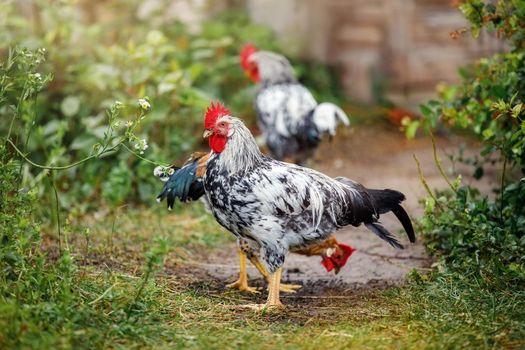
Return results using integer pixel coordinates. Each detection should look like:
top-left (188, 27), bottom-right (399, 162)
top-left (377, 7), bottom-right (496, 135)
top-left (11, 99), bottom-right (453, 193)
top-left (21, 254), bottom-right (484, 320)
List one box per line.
top-left (1, 204), bottom-right (523, 350)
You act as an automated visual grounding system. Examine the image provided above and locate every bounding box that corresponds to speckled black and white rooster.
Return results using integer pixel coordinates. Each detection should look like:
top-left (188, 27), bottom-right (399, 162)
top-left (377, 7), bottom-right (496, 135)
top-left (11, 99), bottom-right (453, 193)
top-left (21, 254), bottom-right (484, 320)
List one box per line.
top-left (240, 44), bottom-right (350, 165)
top-left (155, 142), bottom-right (355, 293)
top-left (157, 102), bottom-right (414, 310)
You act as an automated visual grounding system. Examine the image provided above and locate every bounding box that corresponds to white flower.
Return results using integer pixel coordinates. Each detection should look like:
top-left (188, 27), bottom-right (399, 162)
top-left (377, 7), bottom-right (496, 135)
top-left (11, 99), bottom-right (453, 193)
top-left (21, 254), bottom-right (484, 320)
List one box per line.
top-left (153, 166), bottom-right (165, 177)
top-left (154, 165), bottom-right (173, 182)
top-left (133, 138), bottom-right (149, 153)
top-left (125, 120), bottom-right (133, 127)
top-left (33, 73), bottom-right (42, 80)
top-left (138, 98), bottom-right (151, 111)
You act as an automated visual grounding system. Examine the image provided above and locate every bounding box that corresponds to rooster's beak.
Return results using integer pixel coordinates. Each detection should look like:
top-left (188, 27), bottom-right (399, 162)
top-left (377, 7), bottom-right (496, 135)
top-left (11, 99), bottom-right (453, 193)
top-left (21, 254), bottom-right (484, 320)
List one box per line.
top-left (203, 129), bottom-right (213, 138)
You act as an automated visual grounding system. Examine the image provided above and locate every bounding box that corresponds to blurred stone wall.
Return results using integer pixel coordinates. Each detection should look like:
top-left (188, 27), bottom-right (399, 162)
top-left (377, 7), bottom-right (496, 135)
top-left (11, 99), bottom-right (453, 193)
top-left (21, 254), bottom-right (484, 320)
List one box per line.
top-left (245, 0), bottom-right (505, 109)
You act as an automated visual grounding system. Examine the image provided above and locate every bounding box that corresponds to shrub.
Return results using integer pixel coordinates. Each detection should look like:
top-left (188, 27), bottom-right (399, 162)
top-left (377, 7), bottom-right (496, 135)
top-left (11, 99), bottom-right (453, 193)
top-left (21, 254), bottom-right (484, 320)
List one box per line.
top-left (0, 48), bottom-right (175, 349)
top-left (409, 0), bottom-right (525, 285)
top-left (1, 1), bottom-right (347, 214)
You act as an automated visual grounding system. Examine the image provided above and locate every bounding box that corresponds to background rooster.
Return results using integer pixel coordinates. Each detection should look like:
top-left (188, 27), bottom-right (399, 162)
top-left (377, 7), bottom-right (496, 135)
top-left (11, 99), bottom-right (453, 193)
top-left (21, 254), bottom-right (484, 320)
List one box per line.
top-left (240, 44), bottom-right (350, 165)
top-left (155, 150), bottom-right (355, 293)
top-left (158, 102), bottom-right (415, 310)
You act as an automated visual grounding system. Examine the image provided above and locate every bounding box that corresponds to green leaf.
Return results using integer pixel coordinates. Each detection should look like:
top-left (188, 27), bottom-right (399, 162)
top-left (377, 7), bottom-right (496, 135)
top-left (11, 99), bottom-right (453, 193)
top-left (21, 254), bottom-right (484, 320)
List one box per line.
top-left (70, 134), bottom-right (97, 150)
top-left (471, 26), bottom-right (480, 39)
top-left (482, 128), bottom-right (494, 139)
top-left (405, 120), bottom-right (420, 139)
top-left (511, 103), bottom-right (522, 118)
top-left (419, 104), bottom-right (432, 118)
top-left (157, 82), bottom-right (176, 95)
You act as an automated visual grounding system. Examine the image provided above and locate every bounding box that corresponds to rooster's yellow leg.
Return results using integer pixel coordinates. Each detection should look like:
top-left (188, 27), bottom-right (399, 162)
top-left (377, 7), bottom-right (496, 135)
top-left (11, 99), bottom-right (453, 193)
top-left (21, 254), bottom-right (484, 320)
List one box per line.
top-left (248, 256), bottom-right (301, 293)
top-left (242, 268), bottom-right (284, 311)
top-left (267, 267), bottom-right (284, 308)
top-left (226, 249), bottom-right (259, 294)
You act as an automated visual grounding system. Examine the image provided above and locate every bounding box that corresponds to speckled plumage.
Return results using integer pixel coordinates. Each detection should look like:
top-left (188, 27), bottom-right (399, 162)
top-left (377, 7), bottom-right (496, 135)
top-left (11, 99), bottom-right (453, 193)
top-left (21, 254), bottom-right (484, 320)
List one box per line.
top-left (247, 50), bottom-right (350, 164)
top-left (154, 145), bottom-right (361, 273)
top-left (203, 116), bottom-right (414, 273)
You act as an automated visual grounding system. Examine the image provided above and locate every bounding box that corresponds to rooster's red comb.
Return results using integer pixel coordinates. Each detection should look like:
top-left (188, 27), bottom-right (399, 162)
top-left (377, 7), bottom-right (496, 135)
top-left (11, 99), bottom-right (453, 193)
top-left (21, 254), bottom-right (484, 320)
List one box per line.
top-left (240, 43), bottom-right (259, 71)
top-left (204, 101), bottom-right (231, 129)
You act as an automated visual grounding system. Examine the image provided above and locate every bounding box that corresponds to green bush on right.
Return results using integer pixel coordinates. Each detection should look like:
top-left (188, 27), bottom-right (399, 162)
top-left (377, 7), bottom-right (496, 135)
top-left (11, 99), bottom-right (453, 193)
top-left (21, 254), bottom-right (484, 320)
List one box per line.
top-left (407, 0), bottom-right (524, 285)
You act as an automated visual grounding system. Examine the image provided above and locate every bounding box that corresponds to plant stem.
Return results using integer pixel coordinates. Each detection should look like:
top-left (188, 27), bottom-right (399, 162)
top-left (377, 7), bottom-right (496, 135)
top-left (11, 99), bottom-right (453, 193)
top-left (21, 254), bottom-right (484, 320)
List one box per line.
top-left (500, 156), bottom-right (507, 222)
top-left (122, 143), bottom-right (166, 166)
top-left (413, 154), bottom-right (443, 210)
top-left (16, 94), bottom-right (39, 190)
top-left (7, 138), bottom-right (121, 170)
top-left (126, 263), bottom-right (153, 319)
top-left (6, 77), bottom-right (28, 142)
top-left (50, 171), bottom-right (62, 254)
top-left (110, 213), bottom-right (116, 254)
top-left (430, 132), bottom-right (455, 191)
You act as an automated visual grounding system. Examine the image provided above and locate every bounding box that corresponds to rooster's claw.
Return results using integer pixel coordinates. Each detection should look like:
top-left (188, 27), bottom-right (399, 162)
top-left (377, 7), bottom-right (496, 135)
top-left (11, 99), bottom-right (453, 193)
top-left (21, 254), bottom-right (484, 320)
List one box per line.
top-left (235, 303), bottom-right (284, 312)
top-left (226, 279), bottom-right (260, 294)
top-left (279, 283), bottom-right (302, 293)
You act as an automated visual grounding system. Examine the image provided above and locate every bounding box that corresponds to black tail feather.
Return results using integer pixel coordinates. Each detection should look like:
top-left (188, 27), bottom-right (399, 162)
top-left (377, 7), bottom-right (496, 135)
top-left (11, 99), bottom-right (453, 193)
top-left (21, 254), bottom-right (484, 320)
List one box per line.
top-left (335, 177), bottom-right (416, 247)
top-left (156, 187), bottom-right (168, 202)
top-left (368, 189), bottom-right (405, 214)
top-left (391, 204), bottom-right (415, 243)
top-left (368, 188), bottom-right (415, 244)
top-left (156, 160), bottom-right (204, 210)
top-left (365, 223), bottom-right (404, 249)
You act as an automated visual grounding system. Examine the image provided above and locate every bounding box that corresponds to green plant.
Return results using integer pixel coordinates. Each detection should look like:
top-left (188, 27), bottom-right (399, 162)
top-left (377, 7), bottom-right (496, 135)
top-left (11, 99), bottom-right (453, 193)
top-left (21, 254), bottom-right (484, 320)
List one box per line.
top-left (407, 1), bottom-right (525, 171)
top-left (1, 0), bottom-right (349, 216)
top-left (0, 42), bottom-right (209, 348)
top-left (409, 0), bottom-right (525, 266)
top-left (418, 164), bottom-right (525, 283)
top-left (403, 2), bottom-right (525, 346)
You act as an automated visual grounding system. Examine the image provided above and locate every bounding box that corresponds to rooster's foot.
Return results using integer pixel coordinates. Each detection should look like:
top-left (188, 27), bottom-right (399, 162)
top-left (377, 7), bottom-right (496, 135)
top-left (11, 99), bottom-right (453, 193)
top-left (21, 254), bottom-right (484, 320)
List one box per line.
top-left (226, 279), bottom-right (260, 294)
top-left (279, 283), bottom-right (302, 293)
top-left (237, 302), bottom-right (284, 312)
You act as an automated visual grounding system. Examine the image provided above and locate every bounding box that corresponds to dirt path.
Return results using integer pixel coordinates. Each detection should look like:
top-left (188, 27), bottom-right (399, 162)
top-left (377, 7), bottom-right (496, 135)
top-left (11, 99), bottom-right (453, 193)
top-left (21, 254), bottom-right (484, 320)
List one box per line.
top-left (200, 125), bottom-right (496, 290)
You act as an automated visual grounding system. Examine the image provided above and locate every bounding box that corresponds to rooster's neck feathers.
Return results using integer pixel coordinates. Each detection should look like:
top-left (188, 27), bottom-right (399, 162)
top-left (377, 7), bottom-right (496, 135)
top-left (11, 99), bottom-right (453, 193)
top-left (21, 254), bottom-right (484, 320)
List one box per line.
top-left (253, 51), bottom-right (297, 86)
top-left (214, 117), bottom-right (263, 174)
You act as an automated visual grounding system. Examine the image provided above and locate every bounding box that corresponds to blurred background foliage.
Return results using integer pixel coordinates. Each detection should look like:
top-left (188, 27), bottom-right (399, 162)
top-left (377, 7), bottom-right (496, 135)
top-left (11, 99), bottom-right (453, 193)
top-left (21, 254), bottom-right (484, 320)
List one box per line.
top-left (0, 0), bottom-right (346, 216)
